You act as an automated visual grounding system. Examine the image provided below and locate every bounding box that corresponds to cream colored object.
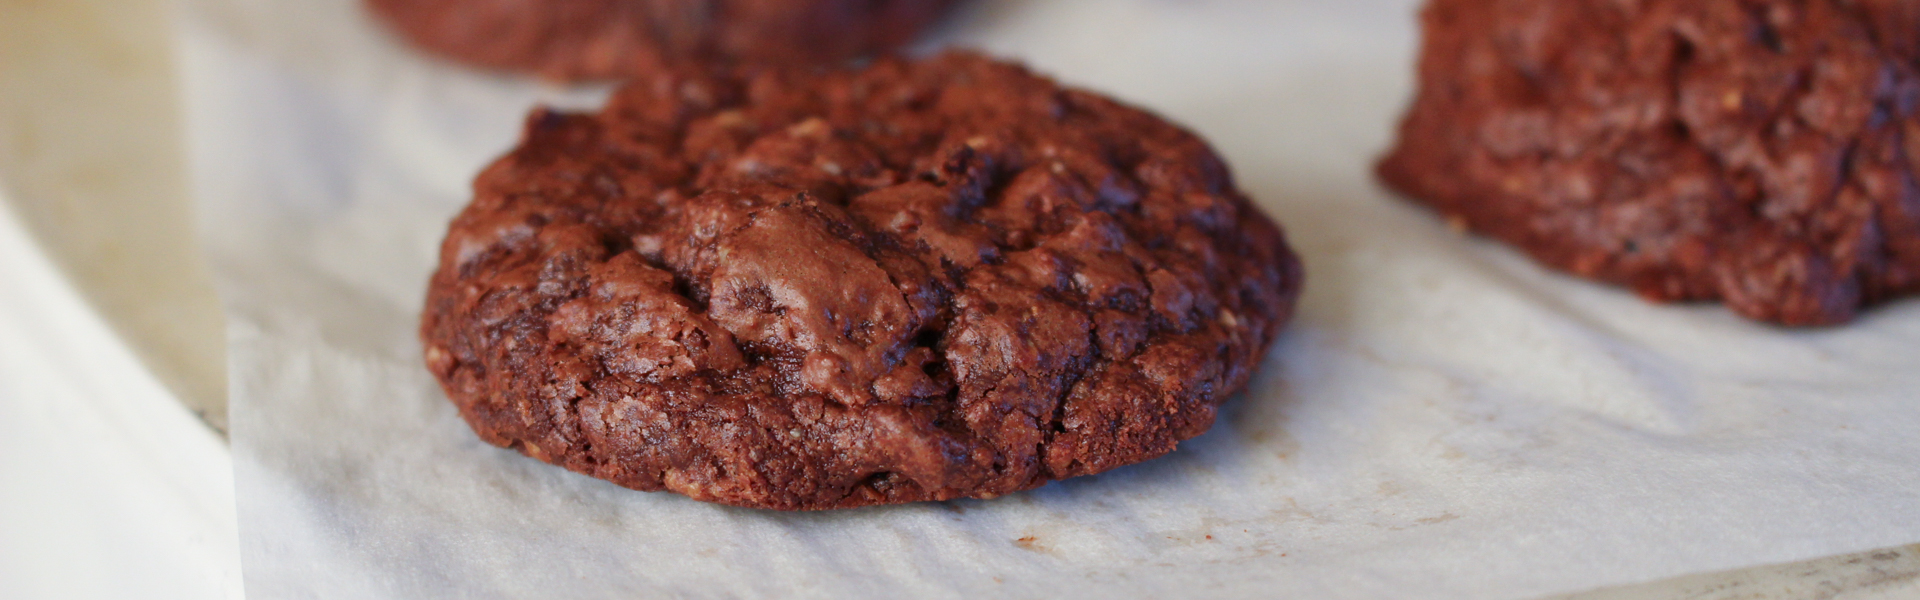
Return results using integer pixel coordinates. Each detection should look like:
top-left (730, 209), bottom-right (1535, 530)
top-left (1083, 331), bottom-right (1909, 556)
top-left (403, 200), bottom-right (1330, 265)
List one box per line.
top-left (0, 194), bottom-right (241, 599)
top-left (0, 0), bottom-right (228, 431)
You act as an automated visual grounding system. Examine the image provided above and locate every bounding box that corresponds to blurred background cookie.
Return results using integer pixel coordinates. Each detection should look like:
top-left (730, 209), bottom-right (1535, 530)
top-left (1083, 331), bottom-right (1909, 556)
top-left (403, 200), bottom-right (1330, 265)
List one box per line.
top-left (366, 0), bottom-right (964, 80)
top-left (1379, 0), bottom-right (1920, 325)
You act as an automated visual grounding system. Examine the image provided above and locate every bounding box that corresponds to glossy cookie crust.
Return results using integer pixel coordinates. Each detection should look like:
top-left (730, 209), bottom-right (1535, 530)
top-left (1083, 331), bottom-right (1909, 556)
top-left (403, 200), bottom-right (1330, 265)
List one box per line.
top-left (420, 52), bottom-right (1304, 509)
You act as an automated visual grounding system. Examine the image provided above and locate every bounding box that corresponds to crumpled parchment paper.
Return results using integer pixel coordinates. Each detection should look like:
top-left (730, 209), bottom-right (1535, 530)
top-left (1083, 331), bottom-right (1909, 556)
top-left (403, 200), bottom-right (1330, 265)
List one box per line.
top-left (179, 0), bottom-right (1920, 598)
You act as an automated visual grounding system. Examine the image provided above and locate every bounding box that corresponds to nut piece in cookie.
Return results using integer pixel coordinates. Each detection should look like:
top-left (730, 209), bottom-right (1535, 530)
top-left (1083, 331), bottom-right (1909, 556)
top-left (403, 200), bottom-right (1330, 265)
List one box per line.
top-left (419, 52), bottom-right (1304, 510)
top-left (366, 0), bottom-right (964, 80)
top-left (1379, 0), bottom-right (1920, 325)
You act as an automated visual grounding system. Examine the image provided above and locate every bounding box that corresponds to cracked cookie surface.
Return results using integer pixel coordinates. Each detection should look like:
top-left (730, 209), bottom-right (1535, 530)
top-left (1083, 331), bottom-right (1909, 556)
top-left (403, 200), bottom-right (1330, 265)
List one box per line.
top-left (366, 0), bottom-right (961, 81)
top-left (1379, 0), bottom-right (1920, 325)
top-left (420, 52), bottom-right (1304, 510)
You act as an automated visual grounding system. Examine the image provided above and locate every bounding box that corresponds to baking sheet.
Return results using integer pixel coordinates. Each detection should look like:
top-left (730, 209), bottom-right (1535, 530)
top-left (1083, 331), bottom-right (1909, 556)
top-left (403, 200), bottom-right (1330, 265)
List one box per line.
top-left (180, 0), bottom-right (1920, 598)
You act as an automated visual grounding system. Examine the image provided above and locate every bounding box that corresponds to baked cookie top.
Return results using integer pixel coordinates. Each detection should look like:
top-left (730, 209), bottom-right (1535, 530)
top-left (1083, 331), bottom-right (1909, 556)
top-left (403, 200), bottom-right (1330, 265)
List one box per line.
top-left (367, 0), bottom-right (962, 80)
top-left (421, 52), bottom-right (1303, 510)
top-left (1380, 0), bottom-right (1920, 325)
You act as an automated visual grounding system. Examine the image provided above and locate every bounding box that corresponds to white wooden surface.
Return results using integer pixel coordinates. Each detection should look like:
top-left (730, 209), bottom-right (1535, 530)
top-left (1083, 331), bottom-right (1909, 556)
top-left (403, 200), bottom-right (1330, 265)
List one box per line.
top-left (1555, 544), bottom-right (1920, 600)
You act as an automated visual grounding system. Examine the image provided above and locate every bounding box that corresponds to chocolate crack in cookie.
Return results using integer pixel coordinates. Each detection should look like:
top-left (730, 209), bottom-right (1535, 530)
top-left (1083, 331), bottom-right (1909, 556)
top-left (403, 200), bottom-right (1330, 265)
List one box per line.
top-left (420, 52), bottom-right (1304, 510)
top-left (367, 0), bottom-right (963, 80)
top-left (1379, 0), bottom-right (1920, 325)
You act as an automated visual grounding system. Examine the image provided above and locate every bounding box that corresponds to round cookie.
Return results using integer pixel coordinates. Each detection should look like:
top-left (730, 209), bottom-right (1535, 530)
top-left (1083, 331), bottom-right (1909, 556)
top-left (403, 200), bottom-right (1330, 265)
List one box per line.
top-left (420, 52), bottom-right (1303, 510)
top-left (366, 0), bottom-right (963, 81)
top-left (1379, 0), bottom-right (1920, 325)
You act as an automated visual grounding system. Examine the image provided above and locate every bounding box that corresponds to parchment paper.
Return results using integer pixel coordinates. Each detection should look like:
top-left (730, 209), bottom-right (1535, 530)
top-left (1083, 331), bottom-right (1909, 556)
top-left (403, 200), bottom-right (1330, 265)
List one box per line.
top-left (179, 1), bottom-right (1920, 598)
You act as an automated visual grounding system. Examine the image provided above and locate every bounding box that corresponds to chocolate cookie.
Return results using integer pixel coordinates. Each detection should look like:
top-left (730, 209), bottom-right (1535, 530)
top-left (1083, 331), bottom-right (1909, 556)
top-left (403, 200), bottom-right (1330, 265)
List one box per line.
top-left (1379, 0), bottom-right (1920, 325)
top-left (420, 52), bottom-right (1303, 510)
top-left (366, 0), bottom-right (962, 80)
